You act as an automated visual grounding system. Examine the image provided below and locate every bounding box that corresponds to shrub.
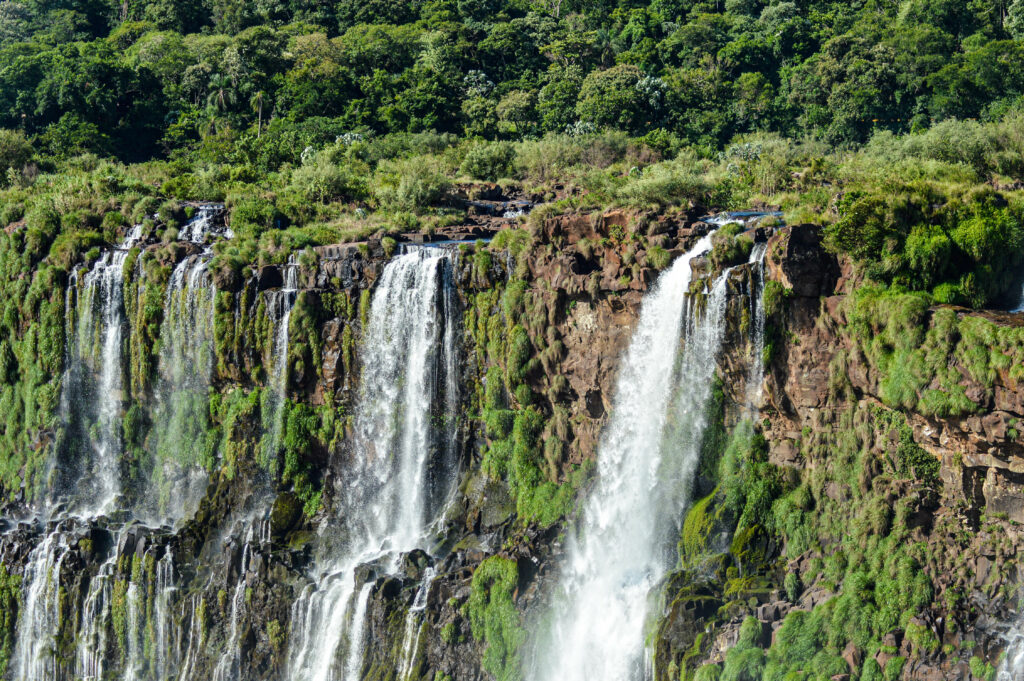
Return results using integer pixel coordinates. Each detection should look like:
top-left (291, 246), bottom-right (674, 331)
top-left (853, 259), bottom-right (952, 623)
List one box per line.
top-left (0, 130), bottom-right (32, 183)
top-left (290, 155), bottom-right (369, 204)
top-left (460, 142), bottom-right (517, 181)
top-left (229, 196), bottom-right (280, 239)
top-left (375, 156), bottom-right (451, 212)
top-left (616, 159), bottom-right (712, 208)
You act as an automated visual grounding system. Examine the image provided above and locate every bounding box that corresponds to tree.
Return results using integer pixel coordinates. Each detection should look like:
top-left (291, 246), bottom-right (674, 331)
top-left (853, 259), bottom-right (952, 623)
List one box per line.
top-left (576, 63), bottom-right (652, 133)
top-left (250, 90), bottom-right (266, 137)
top-left (206, 72), bottom-right (237, 114)
top-left (1008, 0), bottom-right (1024, 38)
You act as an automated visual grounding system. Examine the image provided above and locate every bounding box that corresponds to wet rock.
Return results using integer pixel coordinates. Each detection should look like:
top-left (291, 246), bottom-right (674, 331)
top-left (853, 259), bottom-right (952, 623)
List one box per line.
top-left (270, 493), bottom-right (302, 539)
top-left (257, 265), bottom-right (283, 290)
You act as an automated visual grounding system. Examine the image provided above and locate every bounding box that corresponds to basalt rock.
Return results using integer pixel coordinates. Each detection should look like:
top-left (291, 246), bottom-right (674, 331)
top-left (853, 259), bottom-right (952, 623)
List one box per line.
top-left (3, 211), bottom-right (1023, 681)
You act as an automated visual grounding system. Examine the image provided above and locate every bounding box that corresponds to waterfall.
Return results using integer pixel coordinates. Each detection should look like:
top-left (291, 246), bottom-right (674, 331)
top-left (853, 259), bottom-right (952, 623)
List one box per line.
top-left (263, 256), bottom-right (299, 466)
top-left (746, 241), bottom-right (768, 412)
top-left (147, 250), bottom-right (216, 523)
top-left (287, 247), bottom-right (459, 681)
top-left (531, 232), bottom-right (729, 681)
top-left (12, 527), bottom-right (78, 681)
top-left (212, 524), bottom-right (262, 681)
top-left (998, 618), bottom-right (1024, 680)
top-left (154, 551), bottom-right (178, 681)
top-left (63, 226), bottom-right (143, 515)
top-left (177, 597), bottom-right (204, 681)
top-left (122, 582), bottom-right (146, 681)
top-left (177, 204), bottom-right (230, 243)
top-left (397, 566), bottom-right (437, 681)
top-left (343, 583), bottom-right (375, 681)
top-left (76, 554), bottom-right (117, 680)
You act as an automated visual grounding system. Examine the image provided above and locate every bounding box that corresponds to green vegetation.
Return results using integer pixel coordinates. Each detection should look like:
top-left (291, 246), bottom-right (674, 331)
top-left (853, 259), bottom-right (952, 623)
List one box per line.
top-left (665, 389), bottom-right (956, 681)
top-left (846, 288), bottom-right (1024, 417)
top-left (468, 556), bottom-right (523, 681)
top-left (0, 565), bottom-right (19, 676)
top-left (466, 260), bottom-right (594, 528)
top-left (2, 0), bottom-right (1024, 159)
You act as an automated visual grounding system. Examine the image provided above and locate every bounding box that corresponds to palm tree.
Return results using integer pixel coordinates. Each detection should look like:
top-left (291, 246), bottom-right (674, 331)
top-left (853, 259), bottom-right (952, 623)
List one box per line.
top-left (250, 90), bottom-right (266, 138)
top-left (206, 73), bottom-right (237, 113)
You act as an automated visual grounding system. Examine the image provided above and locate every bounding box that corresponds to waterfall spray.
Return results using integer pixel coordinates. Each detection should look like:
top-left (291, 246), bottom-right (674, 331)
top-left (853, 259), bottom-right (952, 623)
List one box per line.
top-left (287, 246), bottom-right (460, 681)
top-left (531, 232), bottom-right (730, 681)
top-left (745, 241), bottom-right (768, 413)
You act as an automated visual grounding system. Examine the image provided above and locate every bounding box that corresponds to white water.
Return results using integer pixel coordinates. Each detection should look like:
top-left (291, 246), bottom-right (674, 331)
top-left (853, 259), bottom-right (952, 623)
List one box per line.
top-left (178, 204), bottom-right (231, 242)
top-left (397, 566), bottom-right (437, 681)
top-left (123, 582), bottom-right (146, 681)
top-left (148, 250), bottom-right (217, 524)
top-left (746, 242), bottom-right (768, 412)
top-left (213, 528), bottom-right (261, 681)
top-left (177, 597), bottom-right (205, 681)
top-left (68, 226), bottom-right (143, 516)
top-left (263, 256), bottom-right (299, 467)
top-left (531, 233), bottom-right (730, 681)
top-left (344, 583), bottom-right (375, 681)
top-left (76, 553), bottom-right (117, 680)
top-left (154, 551), bottom-right (178, 681)
top-left (998, 615), bottom-right (1024, 680)
top-left (287, 247), bottom-right (459, 681)
top-left (11, 531), bottom-right (71, 681)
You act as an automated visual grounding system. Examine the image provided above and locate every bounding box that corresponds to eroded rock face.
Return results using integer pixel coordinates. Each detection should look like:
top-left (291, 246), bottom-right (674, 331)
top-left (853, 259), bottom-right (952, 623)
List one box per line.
top-left (4, 213), bottom-right (1023, 681)
top-left (651, 224), bottom-right (1024, 681)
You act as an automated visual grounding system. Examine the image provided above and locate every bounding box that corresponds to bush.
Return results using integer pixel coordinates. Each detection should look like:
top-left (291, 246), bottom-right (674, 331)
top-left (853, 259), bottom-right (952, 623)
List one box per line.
top-left (290, 155), bottom-right (369, 204)
top-left (460, 142), bottom-right (517, 182)
top-left (229, 196), bottom-right (280, 239)
top-left (374, 156), bottom-right (451, 212)
top-left (0, 130), bottom-right (32, 183)
top-left (616, 160), bottom-right (713, 208)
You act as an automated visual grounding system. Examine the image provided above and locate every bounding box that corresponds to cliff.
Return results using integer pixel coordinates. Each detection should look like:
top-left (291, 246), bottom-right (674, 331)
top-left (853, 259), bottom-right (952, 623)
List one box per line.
top-left (0, 202), bottom-right (1021, 681)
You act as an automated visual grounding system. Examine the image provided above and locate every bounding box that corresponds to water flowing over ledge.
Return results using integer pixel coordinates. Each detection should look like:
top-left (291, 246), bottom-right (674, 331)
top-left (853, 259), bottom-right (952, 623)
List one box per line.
top-left (529, 231), bottom-right (730, 681)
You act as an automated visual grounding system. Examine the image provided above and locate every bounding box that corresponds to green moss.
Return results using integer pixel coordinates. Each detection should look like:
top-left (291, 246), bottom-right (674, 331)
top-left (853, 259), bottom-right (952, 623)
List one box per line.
top-left (112, 578), bottom-right (129, 660)
top-left (0, 566), bottom-right (19, 676)
top-left (969, 656), bottom-right (996, 681)
top-left (491, 228), bottom-right (532, 259)
top-left (680, 490), bottom-right (724, 566)
top-left (468, 557), bottom-right (523, 681)
top-left (761, 281), bottom-right (790, 317)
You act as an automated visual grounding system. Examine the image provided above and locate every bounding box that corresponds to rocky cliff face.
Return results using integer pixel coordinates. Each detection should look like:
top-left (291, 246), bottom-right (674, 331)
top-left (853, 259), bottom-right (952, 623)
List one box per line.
top-left (0, 206), bottom-right (1021, 681)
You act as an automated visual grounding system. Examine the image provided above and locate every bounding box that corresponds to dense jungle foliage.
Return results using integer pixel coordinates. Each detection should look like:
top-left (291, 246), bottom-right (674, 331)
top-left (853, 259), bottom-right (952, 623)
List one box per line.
top-left (0, 0), bottom-right (1021, 303)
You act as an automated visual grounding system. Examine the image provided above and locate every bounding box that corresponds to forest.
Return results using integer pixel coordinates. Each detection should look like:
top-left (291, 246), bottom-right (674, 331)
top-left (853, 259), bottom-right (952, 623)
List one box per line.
top-left (0, 0), bottom-right (1023, 308)
top-left (1, 2), bottom-right (1024, 681)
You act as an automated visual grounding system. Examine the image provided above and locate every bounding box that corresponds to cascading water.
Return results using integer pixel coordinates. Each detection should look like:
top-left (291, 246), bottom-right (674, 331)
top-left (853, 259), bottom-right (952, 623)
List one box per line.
top-left (212, 518), bottom-right (269, 681)
top-left (147, 250), bottom-right (217, 523)
top-left (262, 256), bottom-right (299, 466)
top-left (287, 246), bottom-right (459, 681)
top-left (343, 583), bottom-right (375, 681)
top-left (62, 225), bottom-right (144, 515)
top-left (177, 597), bottom-right (205, 681)
top-left (76, 554), bottom-right (117, 680)
top-left (397, 566), bottom-right (438, 681)
top-left (177, 204), bottom-right (231, 243)
top-left (746, 241), bottom-right (768, 412)
top-left (531, 232), bottom-right (730, 681)
top-left (122, 582), bottom-right (146, 681)
top-left (998, 618), bottom-right (1024, 680)
top-left (153, 551), bottom-right (179, 681)
top-left (11, 530), bottom-right (71, 681)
